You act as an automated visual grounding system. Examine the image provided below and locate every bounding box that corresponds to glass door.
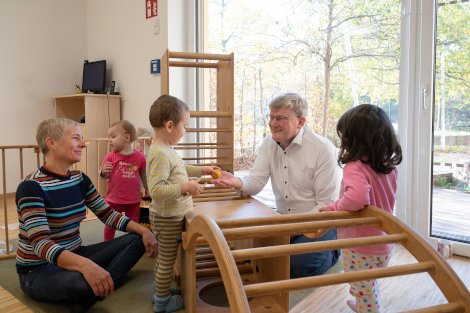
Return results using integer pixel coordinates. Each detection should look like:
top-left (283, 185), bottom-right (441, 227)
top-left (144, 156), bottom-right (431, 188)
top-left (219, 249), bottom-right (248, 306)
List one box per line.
top-left (415, 0), bottom-right (470, 257)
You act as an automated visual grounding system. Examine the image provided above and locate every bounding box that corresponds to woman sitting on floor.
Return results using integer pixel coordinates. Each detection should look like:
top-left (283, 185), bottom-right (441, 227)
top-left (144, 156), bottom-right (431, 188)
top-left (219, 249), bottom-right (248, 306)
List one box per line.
top-left (15, 118), bottom-right (158, 313)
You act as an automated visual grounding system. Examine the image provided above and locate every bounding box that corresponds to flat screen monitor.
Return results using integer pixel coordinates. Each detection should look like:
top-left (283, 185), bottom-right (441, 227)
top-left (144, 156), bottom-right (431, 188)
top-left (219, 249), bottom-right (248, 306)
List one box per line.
top-left (82, 60), bottom-right (106, 93)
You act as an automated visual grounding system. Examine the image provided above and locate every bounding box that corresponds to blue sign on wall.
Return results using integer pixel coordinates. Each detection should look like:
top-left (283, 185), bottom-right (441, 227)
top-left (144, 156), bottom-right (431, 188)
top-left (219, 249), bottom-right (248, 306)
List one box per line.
top-left (151, 59), bottom-right (160, 74)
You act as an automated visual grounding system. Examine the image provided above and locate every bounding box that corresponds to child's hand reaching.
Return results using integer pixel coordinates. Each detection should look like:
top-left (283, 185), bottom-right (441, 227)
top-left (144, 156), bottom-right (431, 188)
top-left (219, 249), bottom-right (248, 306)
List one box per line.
top-left (201, 166), bottom-right (222, 177)
top-left (318, 207), bottom-right (328, 212)
top-left (101, 162), bottom-right (113, 177)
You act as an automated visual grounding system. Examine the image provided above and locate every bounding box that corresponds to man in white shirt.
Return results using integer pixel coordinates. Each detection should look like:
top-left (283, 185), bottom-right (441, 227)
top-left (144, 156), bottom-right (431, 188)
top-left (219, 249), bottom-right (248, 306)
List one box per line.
top-left (212, 93), bottom-right (341, 278)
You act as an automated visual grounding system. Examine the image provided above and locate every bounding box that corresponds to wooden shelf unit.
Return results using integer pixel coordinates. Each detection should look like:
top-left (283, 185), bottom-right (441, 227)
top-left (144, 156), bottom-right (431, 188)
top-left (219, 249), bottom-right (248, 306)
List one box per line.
top-left (52, 93), bottom-right (121, 195)
top-left (160, 50), bottom-right (234, 174)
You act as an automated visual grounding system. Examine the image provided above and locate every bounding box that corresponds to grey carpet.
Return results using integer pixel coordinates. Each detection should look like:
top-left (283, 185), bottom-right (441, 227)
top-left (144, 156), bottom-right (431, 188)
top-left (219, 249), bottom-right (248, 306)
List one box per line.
top-left (0, 220), bottom-right (342, 312)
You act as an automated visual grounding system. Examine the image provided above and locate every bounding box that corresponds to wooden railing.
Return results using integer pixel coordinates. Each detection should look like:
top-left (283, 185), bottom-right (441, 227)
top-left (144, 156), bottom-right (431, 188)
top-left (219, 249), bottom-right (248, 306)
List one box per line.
top-left (0, 137), bottom-right (153, 261)
top-left (0, 136), bottom-right (222, 261)
top-left (1, 145), bottom-right (44, 260)
top-left (181, 206), bottom-right (470, 312)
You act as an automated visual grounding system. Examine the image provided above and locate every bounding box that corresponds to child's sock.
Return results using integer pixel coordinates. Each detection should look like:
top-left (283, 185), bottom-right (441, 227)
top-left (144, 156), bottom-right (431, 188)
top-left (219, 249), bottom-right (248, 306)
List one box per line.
top-left (153, 282), bottom-right (180, 295)
top-left (153, 294), bottom-right (184, 313)
top-left (347, 299), bottom-right (358, 312)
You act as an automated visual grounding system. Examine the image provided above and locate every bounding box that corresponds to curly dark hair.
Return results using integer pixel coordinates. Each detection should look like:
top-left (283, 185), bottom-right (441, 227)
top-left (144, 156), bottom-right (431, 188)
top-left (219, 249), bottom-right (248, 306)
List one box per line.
top-left (337, 104), bottom-right (402, 174)
top-left (149, 95), bottom-right (189, 128)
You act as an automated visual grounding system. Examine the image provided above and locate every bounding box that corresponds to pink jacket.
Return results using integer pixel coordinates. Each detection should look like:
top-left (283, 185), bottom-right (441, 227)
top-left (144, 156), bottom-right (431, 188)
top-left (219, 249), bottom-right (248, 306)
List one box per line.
top-left (327, 160), bottom-right (398, 255)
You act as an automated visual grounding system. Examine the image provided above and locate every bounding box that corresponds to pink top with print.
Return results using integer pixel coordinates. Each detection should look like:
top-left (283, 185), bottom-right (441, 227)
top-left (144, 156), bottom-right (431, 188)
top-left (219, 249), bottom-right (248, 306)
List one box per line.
top-left (101, 150), bottom-right (146, 204)
top-left (327, 159), bottom-right (398, 255)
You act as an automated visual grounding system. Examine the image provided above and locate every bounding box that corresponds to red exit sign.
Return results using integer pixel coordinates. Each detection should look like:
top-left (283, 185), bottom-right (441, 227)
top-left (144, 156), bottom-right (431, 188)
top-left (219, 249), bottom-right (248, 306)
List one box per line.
top-left (146, 0), bottom-right (157, 19)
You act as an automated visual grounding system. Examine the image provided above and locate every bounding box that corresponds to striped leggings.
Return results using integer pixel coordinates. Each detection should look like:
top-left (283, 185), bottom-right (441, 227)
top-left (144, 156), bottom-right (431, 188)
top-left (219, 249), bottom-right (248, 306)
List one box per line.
top-left (150, 212), bottom-right (185, 298)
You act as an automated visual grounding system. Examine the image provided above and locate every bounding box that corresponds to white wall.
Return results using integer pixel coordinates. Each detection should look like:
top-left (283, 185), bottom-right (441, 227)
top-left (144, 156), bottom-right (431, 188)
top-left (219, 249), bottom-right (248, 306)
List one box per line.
top-left (86, 0), bottom-right (169, 133)
top-left (0, 0), bottom-right (197, 194)
top-left (168, 1), bottom-right (198, 152)
top-left (0, 1), bottom-right (88, 193)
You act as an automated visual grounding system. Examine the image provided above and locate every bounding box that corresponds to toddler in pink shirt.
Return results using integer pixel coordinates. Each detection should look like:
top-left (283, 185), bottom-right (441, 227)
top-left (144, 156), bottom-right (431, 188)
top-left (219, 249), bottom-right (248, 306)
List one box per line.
top-left (99, 120), bottom-right (149, 241)
top-left (320, 104), bottom-right (402, 313)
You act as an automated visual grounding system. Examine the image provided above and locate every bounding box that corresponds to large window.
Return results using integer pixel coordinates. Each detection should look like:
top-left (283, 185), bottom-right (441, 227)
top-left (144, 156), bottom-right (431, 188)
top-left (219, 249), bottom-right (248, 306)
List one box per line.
top-left (204, 0), bottom-right (401, 170)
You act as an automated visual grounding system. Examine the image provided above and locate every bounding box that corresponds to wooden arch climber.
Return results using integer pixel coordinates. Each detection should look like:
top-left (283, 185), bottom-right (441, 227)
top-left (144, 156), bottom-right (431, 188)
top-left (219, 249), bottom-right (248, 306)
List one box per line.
top-left (179, 204), bottom-right (470, 313)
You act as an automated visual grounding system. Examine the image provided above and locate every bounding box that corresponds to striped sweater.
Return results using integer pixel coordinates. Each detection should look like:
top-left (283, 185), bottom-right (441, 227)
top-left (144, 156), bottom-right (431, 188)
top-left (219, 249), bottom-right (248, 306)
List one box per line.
top-left (147, 144), bottom-right (202, 217)
top-left (15, 165), bottom-right (131, 274)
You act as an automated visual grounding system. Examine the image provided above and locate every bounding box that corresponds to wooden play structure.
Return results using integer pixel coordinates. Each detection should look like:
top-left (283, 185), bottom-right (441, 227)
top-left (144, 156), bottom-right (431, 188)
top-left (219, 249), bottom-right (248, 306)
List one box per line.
top-left (178, 203), bottom-right (470, 313)
top-left (159, 50), bottom-right (470, 312)
top-left (160, 49), bottom-right (234, 177)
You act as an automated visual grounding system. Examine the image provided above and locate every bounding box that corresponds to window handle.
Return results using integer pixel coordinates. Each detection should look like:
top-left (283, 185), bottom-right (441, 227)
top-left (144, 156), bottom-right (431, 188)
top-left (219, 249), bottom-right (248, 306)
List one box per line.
top-left (422, 85), bottom-right (428, 110)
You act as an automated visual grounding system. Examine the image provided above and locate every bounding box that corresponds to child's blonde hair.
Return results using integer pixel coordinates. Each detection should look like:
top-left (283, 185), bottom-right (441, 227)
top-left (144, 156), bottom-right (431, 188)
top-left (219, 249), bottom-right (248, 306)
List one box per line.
top-left (149, 95), bottom-right (189, 128)
top-left (36, 118), bottom-right (79, 154)
top-left (111, 120), bottom-right (137, 142)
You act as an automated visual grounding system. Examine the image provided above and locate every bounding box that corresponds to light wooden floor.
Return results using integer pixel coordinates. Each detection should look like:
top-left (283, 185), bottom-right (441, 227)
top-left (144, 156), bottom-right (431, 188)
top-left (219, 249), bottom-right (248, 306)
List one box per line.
top-left (2, 197), bottom-right (470, 312)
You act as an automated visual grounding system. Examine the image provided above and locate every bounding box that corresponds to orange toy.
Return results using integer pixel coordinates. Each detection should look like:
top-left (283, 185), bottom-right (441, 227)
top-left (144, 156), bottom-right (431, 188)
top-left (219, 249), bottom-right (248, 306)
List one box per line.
top-left (211, 169), bottom-right (221, 179)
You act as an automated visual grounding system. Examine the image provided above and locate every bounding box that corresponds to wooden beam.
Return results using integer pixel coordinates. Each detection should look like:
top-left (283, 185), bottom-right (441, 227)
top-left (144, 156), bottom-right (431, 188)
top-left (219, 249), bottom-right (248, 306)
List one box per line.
top-left (169, 61), bottom-right (218, 68)
top-left (168, 51), bottom-right (232, 61)
top-left (244, 262), bottom-right (435, 298)
top-left (189, 111), bottom-right (232, 117)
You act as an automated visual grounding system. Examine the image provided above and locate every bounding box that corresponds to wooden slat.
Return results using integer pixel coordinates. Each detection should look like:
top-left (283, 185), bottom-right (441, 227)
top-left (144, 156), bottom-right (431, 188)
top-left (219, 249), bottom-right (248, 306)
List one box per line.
top-left (192, 196), bottom-right (245, 203)
top-left (401, 302), bottom-right (465, 313)
top-left (182, 157), bottom-right (223, 161)
top-left (196, 261), bottom-right (219, 269)
top-left (201, 188), bottom-right (234, 194)
top-left (215, 210), bottom-right (359, 229)
top-left (196, 264), bottom-right (252, 279)
top-left (177, 143), bottom-right (219, 146)
top-left (219, 217), bottom-right (382, 241)
top-left (196, 247), bottom-right (213, 254)
top-left (19, 148), bottom-right (24, 180)
top-left (169, 51), bottom-right (232, 61)
top-left (189, 111), bottom-right (232, 117)
top-left (185, 128), bottom-right (231, 132)
top-left (231, 234), bottom-right (407, 261)
top-left (0, 145), bottom-right (39, 149)
top-left (169, 61), bottom-right (218, 68)
top-left (244, 262), bottom-right (435, 298)
top-left (196, 254), bottom-right (215, 261)
top-left (194, 192), bottom-right (238, 198)
top-left (2, 149), bottom-right (10, 257)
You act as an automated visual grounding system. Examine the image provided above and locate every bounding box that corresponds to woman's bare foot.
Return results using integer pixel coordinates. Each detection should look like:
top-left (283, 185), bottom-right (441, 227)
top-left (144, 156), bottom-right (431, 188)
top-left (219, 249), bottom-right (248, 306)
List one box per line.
top-left (347, 299), bottom-right (358, 312)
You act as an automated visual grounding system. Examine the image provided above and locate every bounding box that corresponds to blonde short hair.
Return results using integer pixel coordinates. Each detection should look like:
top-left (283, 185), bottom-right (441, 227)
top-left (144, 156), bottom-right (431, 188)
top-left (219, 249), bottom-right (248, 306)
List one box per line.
top-left (36, 118), bottom-right (78, 154)
top-left (269, 93), bottom-right (308, 118)
top-left (110, 120), bottom-right (137, 142)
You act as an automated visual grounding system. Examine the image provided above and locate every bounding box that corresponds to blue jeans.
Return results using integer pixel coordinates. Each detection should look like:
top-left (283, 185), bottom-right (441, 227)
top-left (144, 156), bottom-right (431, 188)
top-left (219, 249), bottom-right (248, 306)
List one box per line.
top-left (19, 233), bottom-right (145, 302)
top-left (290, 229), bottom-right (341, 278)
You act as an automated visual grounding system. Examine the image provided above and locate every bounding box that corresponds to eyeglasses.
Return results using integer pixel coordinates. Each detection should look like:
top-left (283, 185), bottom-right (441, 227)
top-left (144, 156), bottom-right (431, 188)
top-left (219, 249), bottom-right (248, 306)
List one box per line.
top-left (266, 115), bottom-right (296, 124)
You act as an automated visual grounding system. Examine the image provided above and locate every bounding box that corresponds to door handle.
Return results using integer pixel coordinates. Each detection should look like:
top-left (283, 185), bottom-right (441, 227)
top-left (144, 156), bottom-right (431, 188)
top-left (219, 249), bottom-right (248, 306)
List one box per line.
top-left (422, 85), bottom-right (428, 110)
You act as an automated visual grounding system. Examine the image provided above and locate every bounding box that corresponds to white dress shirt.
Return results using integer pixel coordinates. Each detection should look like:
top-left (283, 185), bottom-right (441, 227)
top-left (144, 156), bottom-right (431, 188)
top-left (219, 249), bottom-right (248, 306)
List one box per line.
top-left (238, 127), bottom-right (340, 214)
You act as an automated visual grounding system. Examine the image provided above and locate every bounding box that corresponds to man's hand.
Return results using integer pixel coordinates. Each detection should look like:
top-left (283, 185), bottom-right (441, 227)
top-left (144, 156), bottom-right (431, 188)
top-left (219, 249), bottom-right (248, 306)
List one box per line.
top-left (211, 172), bottom-right (242, 189)
top-left (101, 162), bottom-right (113, 177)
